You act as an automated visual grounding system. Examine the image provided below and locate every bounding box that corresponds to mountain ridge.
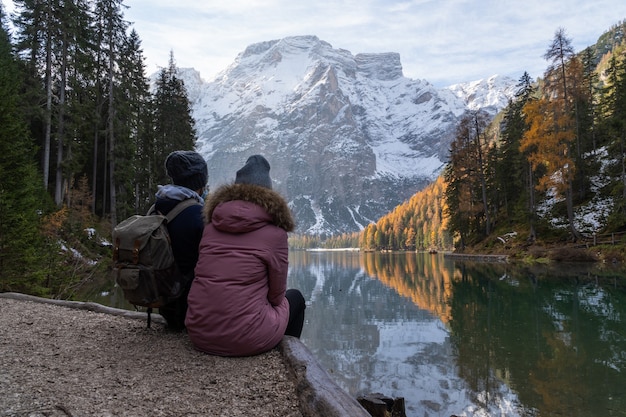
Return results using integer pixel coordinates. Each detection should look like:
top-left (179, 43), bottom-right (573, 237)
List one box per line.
top-left (177, 36), bottom-right (516, 235)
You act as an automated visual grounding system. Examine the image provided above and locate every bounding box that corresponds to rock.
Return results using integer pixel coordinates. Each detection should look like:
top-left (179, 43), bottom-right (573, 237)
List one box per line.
top-left (357, 392), bottom-right (406, 417)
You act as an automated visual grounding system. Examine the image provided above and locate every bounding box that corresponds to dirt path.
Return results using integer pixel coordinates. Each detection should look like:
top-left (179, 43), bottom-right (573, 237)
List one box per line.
top-left (0, 293), bottom-right (369, 417)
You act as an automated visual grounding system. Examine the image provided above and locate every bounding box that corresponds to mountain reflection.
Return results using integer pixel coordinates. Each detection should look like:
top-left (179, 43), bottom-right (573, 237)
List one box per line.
top-left (289, 251), bottom-right (626, 417)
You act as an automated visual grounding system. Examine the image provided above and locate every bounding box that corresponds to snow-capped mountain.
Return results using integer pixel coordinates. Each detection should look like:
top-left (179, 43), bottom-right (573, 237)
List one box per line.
top-left (179, 36), bottom-right (516, 235)
top-left (447, 75), bottom-right (518, 116)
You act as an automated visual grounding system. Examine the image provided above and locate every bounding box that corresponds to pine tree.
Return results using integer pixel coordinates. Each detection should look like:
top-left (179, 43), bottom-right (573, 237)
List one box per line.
top-left (92, 0), bottom-right (129, 226)
top-left (497, 72), bottom-right (536, 237)
top-left (444, 119), bottom-right (478, 250)
top-left (53, 0), bottom-right (94, 207)
top-left (470, 110), bottom-right (492, 236)
top-left (600, 52), bottom-right (626, 230)
top-left (114, 29), bottom-right (152, 218)
top-left (544, 28), bottom-right (575, 103)
top-left (12, 0), bottom-right (94, 207)
top-left (0, 5), bottom-right (49, 292)
top-left (443, 111), bottom-right (493, 246)
top-left (151, 51), bottom-right (197, 187)
top-left (12, 0), bottom-right (64, 193)
top-left (566, 52), bottom-right (598, 203)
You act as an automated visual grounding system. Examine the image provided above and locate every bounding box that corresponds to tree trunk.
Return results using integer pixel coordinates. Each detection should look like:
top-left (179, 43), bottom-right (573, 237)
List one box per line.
top-left (621, 132), bottom-right (626, 202)
top-left (528, 163), bottom-right (536, 242)
top-left (107, 31), bottom-right (117, 227)
top-left (43, 33), bottom-right (53, 192)
top-left (55, 42), bottom-right (68, 206)
top-left (92, 130), bottom-right (99, 215)
top-left (474, 115), bottom-right (491, 236)
top-left (565, 181), bottom-right (580, 241)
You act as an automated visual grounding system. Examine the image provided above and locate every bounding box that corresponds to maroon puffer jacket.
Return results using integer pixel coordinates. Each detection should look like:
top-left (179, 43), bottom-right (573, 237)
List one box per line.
top-left (185, 183), bottom-right (295, 356)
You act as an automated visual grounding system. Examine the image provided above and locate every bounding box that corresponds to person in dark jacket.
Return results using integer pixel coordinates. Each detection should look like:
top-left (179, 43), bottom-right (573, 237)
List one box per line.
top-left (154, 150), bottom-right (208, 331)
top-left (186, 155), bottom-right (306, 356)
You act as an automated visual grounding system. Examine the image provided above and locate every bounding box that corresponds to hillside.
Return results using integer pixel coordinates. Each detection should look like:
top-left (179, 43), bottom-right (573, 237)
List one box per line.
top-left (356, 21), bottom-right (626, 261)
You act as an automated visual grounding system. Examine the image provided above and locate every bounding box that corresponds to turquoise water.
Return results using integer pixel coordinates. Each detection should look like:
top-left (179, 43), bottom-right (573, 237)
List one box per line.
top-left (289, 251), bottom-right (626, 417)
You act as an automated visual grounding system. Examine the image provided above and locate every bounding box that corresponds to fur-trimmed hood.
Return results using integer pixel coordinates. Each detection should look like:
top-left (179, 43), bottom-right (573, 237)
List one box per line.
top-left (203, 183), bottom-right (295, 232)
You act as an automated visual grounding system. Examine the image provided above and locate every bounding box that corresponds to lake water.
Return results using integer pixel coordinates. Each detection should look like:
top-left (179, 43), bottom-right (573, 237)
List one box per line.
top-left (83, 250), bottom-right (626, 417)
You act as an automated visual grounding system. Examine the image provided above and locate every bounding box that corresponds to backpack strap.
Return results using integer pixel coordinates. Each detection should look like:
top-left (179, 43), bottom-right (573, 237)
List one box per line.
top-left (147, 198), bottom-right (201, 222)
top-left (165, 198), bottom-right (201, 223)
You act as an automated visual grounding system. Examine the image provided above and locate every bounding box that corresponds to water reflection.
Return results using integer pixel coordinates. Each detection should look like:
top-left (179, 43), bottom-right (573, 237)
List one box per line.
top-left (289, 251), bottom-right (626, 417)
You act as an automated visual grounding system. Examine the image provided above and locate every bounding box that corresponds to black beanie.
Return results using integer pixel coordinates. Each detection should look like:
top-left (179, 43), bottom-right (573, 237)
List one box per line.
top-left (235, 155), bottom-right (272, 189)
top-left (165, 150), bottom-right (208, 191)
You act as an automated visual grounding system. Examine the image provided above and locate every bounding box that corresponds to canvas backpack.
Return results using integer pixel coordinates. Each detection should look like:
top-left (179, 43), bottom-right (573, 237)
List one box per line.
top-left (111, 198), bottom-right (199, 327)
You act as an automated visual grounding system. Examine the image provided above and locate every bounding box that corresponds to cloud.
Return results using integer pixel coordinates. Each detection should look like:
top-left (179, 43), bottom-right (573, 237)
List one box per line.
top-left (3, 0), bottom-right (626, 86)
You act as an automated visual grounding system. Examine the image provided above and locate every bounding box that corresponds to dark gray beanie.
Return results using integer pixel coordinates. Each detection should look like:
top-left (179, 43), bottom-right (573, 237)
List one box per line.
top-left (165, 150), bottom-right (208, 191)
top-left (235, 155), bottom-right (272, 189)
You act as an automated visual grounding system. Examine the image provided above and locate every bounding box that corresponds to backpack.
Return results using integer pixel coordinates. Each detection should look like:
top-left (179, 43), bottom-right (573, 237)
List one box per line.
top-left (111, 199), bottom-right (199, 327)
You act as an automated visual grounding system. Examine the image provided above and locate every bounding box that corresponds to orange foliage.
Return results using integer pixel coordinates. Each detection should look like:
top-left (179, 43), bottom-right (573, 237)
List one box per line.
top-left (520, 97), bottom-right (576, 196)
top-left (360, 176), bottom-right (451, 251)
top-left (41, 207), bottom-right (69, 240)
top-left (361, 252), bottom-right (455, 323)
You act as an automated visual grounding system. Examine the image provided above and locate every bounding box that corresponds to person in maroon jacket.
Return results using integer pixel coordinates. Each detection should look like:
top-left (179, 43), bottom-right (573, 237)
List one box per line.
top-left (186, 155), bottom-right (306, 356)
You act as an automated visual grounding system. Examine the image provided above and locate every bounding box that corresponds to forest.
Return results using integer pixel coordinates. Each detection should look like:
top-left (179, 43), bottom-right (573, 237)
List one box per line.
top-left (0, 1), bottom-right (198, 295)
top-left (301, 22), bottom-right (626, 255)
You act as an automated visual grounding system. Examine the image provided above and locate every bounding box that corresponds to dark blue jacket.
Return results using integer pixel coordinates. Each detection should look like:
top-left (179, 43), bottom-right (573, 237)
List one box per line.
top-left (154, 198), bottom-right (204, 276)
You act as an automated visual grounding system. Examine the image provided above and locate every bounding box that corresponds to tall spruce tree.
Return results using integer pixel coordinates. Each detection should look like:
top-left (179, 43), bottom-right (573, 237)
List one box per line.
top-left (601, 52), bottom-right (626, 230)
top-left (62, 0), bottom-right (98, 210)
top-left (151, 51), bottom-right (197, 187)
top-left (444, 114), bottom-right (482, 249)
top-left (92, 0), bottom-right (128, 226)
top-left (0, 5), bottom-right (48, 291)
top-left (497, 72), bottom-right (536, 237)
top-left (52, 0), bottom-right (93, 207)
top-left (13, 0), bottom-right (93, 206)
top-left (115, 29), bottom-right (152, 218)
top-left (12, 0), bottom-right (64, 193)
top-left (469, 110), bottom-right (492, 236)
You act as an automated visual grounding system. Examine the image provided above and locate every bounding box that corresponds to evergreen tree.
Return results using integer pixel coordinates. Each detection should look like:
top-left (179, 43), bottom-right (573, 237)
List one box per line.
top-left (497, 72), bottom-right (536, 237)
top-left (0, 5), bottom-right (49, 292)
top-left (567, 52), bottom-right (597, 203)
top-left (12, 0), bottom-right (64, 193)
top-left (12, 0), bottom-right (94, 207)
top-left (600, 52), bottom-right (626, 230)
top-left (580, 47), bottom-right (600, 153)
top-left (469, 110), bottom-right (492, 236)
top-left (151, 51), bottom-right (197, 187)
top-left (52, 0), bottom-right (94, 207)
top-left (544, 27), bottom-right (575, 103)
top-left (444, 118), bottom-right (478, 249)
top-left (114, 29), bottom-right (152, 218)
top-left (92, 0), bottom-right (129, 226)
top-left (443, 111), bottom-right (493, 246)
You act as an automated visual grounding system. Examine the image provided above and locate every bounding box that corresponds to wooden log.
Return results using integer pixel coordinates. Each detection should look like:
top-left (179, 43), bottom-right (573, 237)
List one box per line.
top-left (0, 292), bottom-right (165, 325)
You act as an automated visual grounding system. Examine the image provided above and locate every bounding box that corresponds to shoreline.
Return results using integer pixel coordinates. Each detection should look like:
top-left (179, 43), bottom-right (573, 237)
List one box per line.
top-left (443, 252), bottom-right (509, 263)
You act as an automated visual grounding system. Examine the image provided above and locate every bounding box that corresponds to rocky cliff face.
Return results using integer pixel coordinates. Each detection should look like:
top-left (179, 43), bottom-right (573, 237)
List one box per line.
top-left (180, 36), bottom-right (516, 235)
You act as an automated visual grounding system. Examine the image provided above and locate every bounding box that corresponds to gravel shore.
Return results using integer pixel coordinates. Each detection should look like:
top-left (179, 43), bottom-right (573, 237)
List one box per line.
top-left (0, 293), bottom-right (369, 417)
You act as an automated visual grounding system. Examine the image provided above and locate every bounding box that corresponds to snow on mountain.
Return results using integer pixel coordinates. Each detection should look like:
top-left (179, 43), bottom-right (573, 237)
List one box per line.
top-left (178, 36), bottom-right (516, 235)
top-left (447, 74), bottom-right (518, 116)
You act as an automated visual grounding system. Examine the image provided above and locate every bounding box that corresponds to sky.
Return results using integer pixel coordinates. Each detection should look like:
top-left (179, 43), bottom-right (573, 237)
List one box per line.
top-left (3, 0), bottom-right (626, 87)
